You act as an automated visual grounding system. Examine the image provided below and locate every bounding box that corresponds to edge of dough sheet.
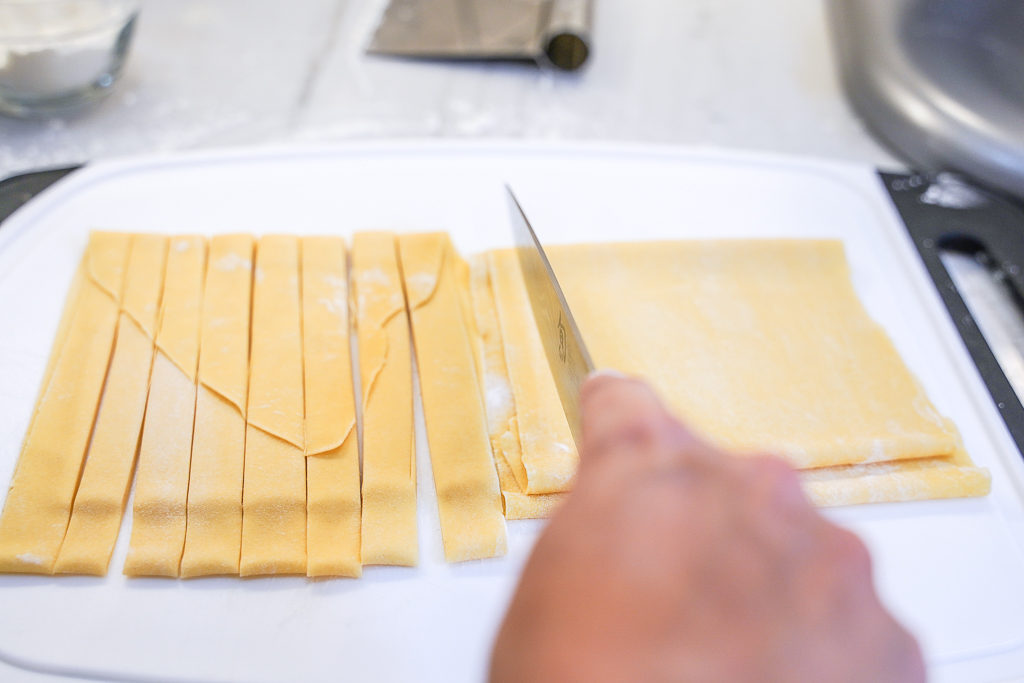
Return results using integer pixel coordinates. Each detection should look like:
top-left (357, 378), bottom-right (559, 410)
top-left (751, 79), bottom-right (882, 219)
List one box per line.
top-left (0, 142), bottom-right (1023, 682)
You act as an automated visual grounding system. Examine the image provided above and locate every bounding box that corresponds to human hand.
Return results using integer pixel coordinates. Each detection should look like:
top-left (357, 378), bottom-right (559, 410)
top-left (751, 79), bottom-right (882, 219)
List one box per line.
top-left (490, 374), bottom-right (925, 682)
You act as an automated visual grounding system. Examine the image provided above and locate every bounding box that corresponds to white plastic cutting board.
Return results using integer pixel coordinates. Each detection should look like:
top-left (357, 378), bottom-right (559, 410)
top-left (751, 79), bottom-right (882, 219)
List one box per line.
top-left (1, 143), bottom-right (1023, 683)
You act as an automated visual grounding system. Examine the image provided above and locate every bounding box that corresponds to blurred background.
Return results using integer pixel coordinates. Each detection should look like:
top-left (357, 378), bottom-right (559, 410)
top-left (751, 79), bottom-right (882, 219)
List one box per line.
top-left (0, 0), bottom-right (902, 178)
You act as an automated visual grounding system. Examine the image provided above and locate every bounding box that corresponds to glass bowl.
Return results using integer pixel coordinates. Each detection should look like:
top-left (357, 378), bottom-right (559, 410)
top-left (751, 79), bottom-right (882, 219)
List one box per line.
top-left (0, 0), bottom-right (139, 117)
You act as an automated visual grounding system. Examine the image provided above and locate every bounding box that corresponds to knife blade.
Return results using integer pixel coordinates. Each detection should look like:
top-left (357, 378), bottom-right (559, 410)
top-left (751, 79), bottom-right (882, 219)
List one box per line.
top-left (507, 185), bottom-right (595, 452)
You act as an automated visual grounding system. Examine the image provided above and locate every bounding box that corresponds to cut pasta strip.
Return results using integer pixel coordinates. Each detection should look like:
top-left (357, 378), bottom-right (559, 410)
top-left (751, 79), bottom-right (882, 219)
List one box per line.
top-left (55, 234), bottom-right (168, 575)
top-left (180, 234), bottom-right (254, 578)
top-left (487, 249), bottom-right (578, 495)
top-left (400, 234), bottom-right (506, 561)
top-left (124, 236), bottom-right (206, 577)
top-left (0, 232), bottom-right (130, 573)
top-left (468, 257), bottom-right (567, 519)
top-left (352, 231), bottom-right (417, 566)
top-left (302, 236), bottom-right (361, 577)
top-left (239, 235), bottom-right (306, 576)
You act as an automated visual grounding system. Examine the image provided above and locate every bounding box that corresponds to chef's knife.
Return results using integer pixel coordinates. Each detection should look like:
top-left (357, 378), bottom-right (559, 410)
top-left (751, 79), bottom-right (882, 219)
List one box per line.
top-left (507, 185), bottom-right (595, 452)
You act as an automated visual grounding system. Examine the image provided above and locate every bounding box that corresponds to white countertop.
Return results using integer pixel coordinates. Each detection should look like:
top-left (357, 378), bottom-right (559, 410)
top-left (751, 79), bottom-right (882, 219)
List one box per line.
top-left (0, 0), bottom-right (902, 177)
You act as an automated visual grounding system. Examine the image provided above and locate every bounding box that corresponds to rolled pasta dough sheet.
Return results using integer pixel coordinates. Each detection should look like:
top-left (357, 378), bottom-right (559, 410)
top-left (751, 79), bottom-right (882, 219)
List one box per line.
top-left (483, 239), bottom-right (989, 509)
top-left (547, 240), bottom-right (960, 469)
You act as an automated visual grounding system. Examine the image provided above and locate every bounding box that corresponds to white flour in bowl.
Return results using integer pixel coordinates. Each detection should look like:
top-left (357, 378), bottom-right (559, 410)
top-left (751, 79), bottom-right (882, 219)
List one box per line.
top-left (0, 0), bottom-right (136, 98)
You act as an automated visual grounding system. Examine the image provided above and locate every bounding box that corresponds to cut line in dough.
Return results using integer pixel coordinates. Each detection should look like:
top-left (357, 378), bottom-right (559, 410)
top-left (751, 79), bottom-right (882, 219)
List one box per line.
top-left (0, 232), bottom-right (130, 574)
top-left (239, 235), bottom-right (306, 576)
top-left (487, 249), bottom-right (578, 495)
top-left (468, 256), bottom-right (568, 519)
top-left (180, 234), bottom-right (253, 578)
top-left (55, 234), bottom-right (168, 575)
top-left (303, 236), bottom-right (361, 578)
top-left (124, 236), bottom-right (206, 577)
top-left (353, 231), bottom-right (417, 566)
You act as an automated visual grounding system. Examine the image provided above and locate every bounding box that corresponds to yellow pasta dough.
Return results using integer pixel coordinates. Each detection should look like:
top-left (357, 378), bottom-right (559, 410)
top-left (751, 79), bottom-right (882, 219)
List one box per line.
top-left (55, 234), bottom-right (168, 575)
top-left (239, 235), bottom-right (306, 576)
top-left (801, 443), bottom-right (990, 506)
top-left (0, 232), bottom-right (130, 573)
top-left (2, 230), bottom-right (993, 578)
top-left (302, 236), bottom-right (361, 578)
top-left (468, 257), bottom-right (567, 519)
top-left (399, 233), bottom-right (507, 562)
top-left (547, 240), bottom-right (960, 466)
top-left (352, 231), bottom-right (418, 566)
top-left (180, 234), bottom-right (253, 578)
top-left (483, 239), bottom-right (989, 508)
top-left (488, 249), bottom-right (578, 495)
top-left (32, 257), bottom-right (87, 407)
top-left (124, 236), bottom-right (206, 577)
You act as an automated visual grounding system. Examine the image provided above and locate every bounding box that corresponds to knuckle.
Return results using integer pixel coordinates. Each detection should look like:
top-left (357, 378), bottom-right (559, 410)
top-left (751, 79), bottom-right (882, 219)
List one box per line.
top-left (580, 376), bottom-right (644, 414)
top-left (580, 372), bottom-right (632, 400)
top-left (606, 412), bottom-right (671, 451)
top-left (824, 526), bottom-right (873, 576)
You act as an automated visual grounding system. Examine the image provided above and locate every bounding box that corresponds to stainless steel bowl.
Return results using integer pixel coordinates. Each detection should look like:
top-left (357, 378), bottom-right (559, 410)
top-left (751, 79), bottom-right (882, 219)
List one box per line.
top-left (828, 0), bottom-right (1024, 199)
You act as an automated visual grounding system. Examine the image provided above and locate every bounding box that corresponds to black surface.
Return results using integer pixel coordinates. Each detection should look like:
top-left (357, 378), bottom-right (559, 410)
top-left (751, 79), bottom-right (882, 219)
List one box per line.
top-left (0, 165), bottom-right (81, 227)
top-left (882, 171), bottom-right (1024, 458)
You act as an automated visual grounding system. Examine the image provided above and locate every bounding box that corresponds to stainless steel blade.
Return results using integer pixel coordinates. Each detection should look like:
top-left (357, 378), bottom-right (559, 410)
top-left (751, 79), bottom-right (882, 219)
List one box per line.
top-left (507, 185), bottom-right (595, 452)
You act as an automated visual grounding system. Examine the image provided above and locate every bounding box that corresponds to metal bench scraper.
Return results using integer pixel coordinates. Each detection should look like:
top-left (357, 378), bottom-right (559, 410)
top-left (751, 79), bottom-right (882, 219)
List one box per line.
top-left (367, 0), bottom-right (592, 71)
